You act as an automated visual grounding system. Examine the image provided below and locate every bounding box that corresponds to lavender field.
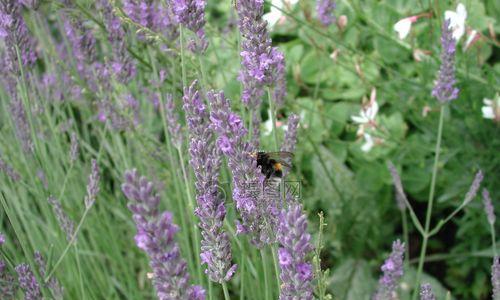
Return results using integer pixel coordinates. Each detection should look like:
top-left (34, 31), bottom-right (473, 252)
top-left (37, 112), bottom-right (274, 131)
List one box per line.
top-left (0, 0), bottom-right (499, 299)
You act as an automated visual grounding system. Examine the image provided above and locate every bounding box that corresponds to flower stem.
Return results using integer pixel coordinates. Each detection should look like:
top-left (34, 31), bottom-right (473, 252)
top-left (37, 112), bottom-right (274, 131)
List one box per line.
top-left (491, 224), bottom-right (497, 257)
top-left (222, 282), bottom-right (231, 300)
top-left (267, 88), bottom-right (279, 151)
top-left (260, 249), bottom-right (270, 300)
top-left (271, 245), bottom-right (281, 295)
top-left (412, 105), bottom-right (445, 300)
top-left (45, 204), bottom-right (93, 283)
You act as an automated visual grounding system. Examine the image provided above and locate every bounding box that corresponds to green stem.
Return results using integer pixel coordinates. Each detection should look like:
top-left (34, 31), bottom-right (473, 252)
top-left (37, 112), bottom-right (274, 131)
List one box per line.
top-left (222, 282), bottom-right (231, 300)
top-left (402, 210), bottom-right (410, 266)
top-left (261, 250), bottom-right (270, 300)
top-left (45, 205), bottom-right (93, 283)
top-left (267, 87), bottom-right (279, 151)
top-left (491, 224), bottom-right (497, 257)
top-left (180, 25), bottom-right (187, 87)
top-left (74, 243), bottom-right (85, 299)
top-left (271, 245), bottom-right (281, 296)
top-left (412, 105), bottom-right (445, 300)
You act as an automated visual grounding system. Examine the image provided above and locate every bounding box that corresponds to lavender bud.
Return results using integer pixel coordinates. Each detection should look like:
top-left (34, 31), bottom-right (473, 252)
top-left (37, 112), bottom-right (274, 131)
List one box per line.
top-left (463, 170), bottom-right (483, 205)
top-left (183, 81), bottom-right (236, 283)
top-left (84, 159), bottom-right (100, 208)
top-left (277, 204), bottom-right (314, 300)
top-left (0, 154), bottom-right (21, 181)
top-left (432, 19), bottom-right (459, 103)
top-left (419, 283), bottom-right (436, 300)
top-left (482, 188), bottom-right (495, 226)
top-left (124, 0), bottom-right (178, 40)
top-left (280, 114), bottom-right (300, 153)
top-left (493, 256), bottom-right (500, 300)
top-left (34, 251), bottom-right (64, 299)
top-left (15, 263), bottom-right (42, 300)
top-left (122, 169), bottom-right (205, 299)
top-left (48, 196), bottom-right (75, 241)
top-left (316, 0), bottom-right (336, 26)
top-left (387, 161), bottom-right (407, 211)
top-left (373, 240), bottom-right (405, 300)
top-left (70, 132), bottom-right (79, 163)
top-left (172, 0), bottom-right (208, 52)
top-left (0, 233), bottom-right (4, 246)
top-left (165, 94), bottom-right (184, 149)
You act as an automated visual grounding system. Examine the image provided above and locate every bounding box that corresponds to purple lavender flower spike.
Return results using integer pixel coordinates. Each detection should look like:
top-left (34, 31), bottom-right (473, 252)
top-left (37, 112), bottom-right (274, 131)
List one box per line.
top-left (48, 196), bottom-right (75, 241)
top-left (432, 19), bottom-right (459, 103)
top-left (463, 170), bottom-right (483, 205)
top-left (0, 154), bottom-right (21, 181)
top-left (281, 114), bottom-right (300, 153)
top-left (183, 81), bottom-right (237, 282)
top-left (122, 169), bottom-right (205, 299)
top-left (15, 263), bottom-right (42, 300)
top-left (316, 0), bottom-right (336, 26)
top-left (171, 0), bottom-right (208, 52)
top-left (70, 132), bottom-right (79, 163)
top-left (165, 93), bottom-right (184, 149)
top-left (419, 283), bottom-right (436, 300)
top-left (84, 159), bottom-right (100, 208)
top-left (236, 0), bottom-right (287, 108)
top-left (98, 0), bottom-right (136, 83)
top-left (19, 0), bottom-right (39, 10)
top-left (0, 0), bottom-right (37, 74)
top-left (62, 16), bottom-right (96, 77)
top-left (482, 188), bottom-right (495, 226)
top-left (387, 161), bottom-right (407, 211)
top-left (124, 0), bottom-right (178, 40)
top-left (0, 235), bottom-right (17, 298)
top-left (492, 256), bottom-right (500, 300)
top-left (208, 90), bottom-right (279, 246)
top-left (277, 204), bottom-right (314, 300)
top-left (373, 240), bottom-right (405, 300)
top-left (34, 251), bottom-right (64, 299)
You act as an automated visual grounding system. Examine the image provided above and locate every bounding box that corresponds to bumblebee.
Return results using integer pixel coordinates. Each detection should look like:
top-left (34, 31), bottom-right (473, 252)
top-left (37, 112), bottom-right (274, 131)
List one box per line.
top-left (250, 151), bottom-right (294, 180)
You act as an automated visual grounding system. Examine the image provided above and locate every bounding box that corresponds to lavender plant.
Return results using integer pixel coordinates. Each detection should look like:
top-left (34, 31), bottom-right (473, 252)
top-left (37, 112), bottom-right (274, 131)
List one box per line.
top-left (122, 169), bottom-right (205, 300)
top-left (316, 0), bottom-right (336, 26)
top-left (277, 203), bottom-right (314, 300)
top-left (419, 283), bottom-right (436, 300)
top-left (171, 0), bottom-right (208, 52)
top-left (432, 19), bottom-right (459, 103)
top-left (15, 263), bottom-right (42, 300)
top-left (182, 81), bottom-right (236, 286)
top-left (373, 240), bottom-right (405, 300)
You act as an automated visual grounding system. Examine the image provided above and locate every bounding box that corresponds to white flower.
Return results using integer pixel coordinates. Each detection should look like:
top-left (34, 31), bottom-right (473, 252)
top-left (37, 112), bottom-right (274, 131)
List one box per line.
top-left (394, 18), bottom-right (412, 40)
top-left (361, 133), bottom-right (374, 152)
top-left (445, 3), bottom-right (467, 41)
top-left (351, 88), bottom-right (378, 125)
top-left (263, 0), bottom-right (299, 29)
top-left (482, 95), bottom-right (500, 121)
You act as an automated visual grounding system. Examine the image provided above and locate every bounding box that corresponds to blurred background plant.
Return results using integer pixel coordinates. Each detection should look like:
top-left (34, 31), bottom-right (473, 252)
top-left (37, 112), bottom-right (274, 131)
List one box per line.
top-left (0, 0), bottom-right (498, 299)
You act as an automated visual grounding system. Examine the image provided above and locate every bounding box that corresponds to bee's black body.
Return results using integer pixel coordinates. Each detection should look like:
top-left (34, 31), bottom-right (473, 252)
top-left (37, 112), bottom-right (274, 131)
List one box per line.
top-left (256, 151), bottom-right (283, 180)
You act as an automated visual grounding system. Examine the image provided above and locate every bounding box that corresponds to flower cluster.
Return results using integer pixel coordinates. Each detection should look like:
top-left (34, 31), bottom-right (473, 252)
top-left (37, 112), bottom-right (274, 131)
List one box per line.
top-left (316, 0), bottom-right (336, 26)
top-left (123, 0), bottom-right (178, 40)
top-left (98, 0), bottom-right (136, 83)
top-left (183, 81), bottom-right (236, 283)
top-left (432, 19), bottom-right (459, 103)
top-left (419, 283), bottom-right (436, 300)
top-left (0, 234), bottom-right (17, 298)
top-left (236, 0), bottom-right (286, 108)
top-left (0, 0), bottom-right (37, 75)
top-left (208, 90), bottom-right (278, 246)
top-left (0, 154), bottom-right (21, 181)
top-left (492, 256), bottom-right (500, 300)
top-left (34, 251), bottom-right (64, 299)
top-left (84, 159), bottom-right (100, 208)
top-left (171, 0), bottom-right (208, 52)
top-left (462, 170), bottom-right (483, 205)
top-left (48, 196), bottom-right (75, 242)
top-left (482, 188), bottom-right (495, 225)
top-left (277, 204), bottom-right (314, 300)
top-left (122, 169), bottom-right (205, 300)
top-left (62, 16), bottom-right (97, 77)
top-left (280, 114), bottom-right (300, 153)
top-left (387, 161), bottom-right (407, 211)
top-left (15, 263), bottom-right (42, 300)
top-left (373, 240), bottom-right (405, 300)
top-left (351, 88), bottom-right (380, 152)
